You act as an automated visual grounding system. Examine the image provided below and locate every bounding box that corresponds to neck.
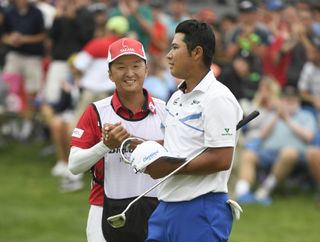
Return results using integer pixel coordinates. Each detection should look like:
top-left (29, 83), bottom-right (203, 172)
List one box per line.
top-left (184, 69), bottom-right (210, 93)
top-left (118, 91), bottom-right (145, 114)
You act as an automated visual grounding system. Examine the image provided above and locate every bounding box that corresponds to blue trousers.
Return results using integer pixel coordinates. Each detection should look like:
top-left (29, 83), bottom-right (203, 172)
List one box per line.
top-left (146, 192), bottom-right (233, 242)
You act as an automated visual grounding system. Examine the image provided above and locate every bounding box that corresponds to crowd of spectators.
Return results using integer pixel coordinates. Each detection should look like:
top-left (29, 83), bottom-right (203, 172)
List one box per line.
top-left (0, 0), bottom-right (320, 205)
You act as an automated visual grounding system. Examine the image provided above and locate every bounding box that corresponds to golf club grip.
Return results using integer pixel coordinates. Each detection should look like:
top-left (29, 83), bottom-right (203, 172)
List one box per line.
top-left (236, 110), bottom-right (259, 130)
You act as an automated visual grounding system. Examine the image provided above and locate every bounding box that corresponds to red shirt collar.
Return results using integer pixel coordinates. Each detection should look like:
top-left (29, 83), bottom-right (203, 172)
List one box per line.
top-left (111, 89), bottom-right (156, 120)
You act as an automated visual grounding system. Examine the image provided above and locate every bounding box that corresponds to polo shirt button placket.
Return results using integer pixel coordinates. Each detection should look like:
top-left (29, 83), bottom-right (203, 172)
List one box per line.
top-left (176, 101), bottom-right (183, 116)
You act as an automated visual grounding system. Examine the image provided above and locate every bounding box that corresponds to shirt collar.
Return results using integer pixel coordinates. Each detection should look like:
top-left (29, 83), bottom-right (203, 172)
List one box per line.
top-left (111, 88), bottom-right (157, 117)
top-left (178, 70), bottom-right (215, 93)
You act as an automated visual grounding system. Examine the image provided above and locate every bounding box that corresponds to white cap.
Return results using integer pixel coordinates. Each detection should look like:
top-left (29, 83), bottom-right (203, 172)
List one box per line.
top-left (130, 141), bottom-right (172, 172)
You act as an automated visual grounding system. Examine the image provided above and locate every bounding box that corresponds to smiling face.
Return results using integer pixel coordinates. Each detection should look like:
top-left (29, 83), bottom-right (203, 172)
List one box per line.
top-left (166, 33), bottom-right (193, 80)
top-left (108, 55), bottom-right (148, 96)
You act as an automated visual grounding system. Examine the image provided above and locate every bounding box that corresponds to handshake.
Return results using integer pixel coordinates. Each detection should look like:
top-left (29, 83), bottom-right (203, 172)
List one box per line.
top-left (120, 138), bottom-right (173, 173)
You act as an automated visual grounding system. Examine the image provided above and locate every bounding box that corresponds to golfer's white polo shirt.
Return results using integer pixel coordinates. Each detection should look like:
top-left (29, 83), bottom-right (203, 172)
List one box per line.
top-left (159, 71), bottom-right (243, 202)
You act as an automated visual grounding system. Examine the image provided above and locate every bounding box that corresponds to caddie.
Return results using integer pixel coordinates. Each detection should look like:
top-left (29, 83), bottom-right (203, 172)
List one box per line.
top-left (68, 37), bottom-right (166, 242)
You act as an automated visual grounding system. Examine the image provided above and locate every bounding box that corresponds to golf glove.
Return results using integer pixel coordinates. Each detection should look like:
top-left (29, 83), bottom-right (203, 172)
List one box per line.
top-left (226, 199), bottom-right (243, 220)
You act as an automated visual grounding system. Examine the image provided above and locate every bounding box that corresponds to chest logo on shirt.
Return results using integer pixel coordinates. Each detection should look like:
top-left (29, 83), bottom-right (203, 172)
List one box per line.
top-left (222, 128), bottom-right (232, 136)
top-left (72, 128), bottom-right (84, 138)
top-left (191, 99), bottom-right (200, 105)
top-left (149, 102), bottom-right (156, 112)
top-left (173, 97), bottom-right (180, 105)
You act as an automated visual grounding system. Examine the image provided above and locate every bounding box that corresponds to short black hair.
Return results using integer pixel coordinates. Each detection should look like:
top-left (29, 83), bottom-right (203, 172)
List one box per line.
top-left (175, 19), bottom-right (215, 68)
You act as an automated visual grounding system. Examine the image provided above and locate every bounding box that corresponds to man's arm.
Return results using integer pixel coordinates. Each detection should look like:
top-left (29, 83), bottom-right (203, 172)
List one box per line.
top-left (69, 122), bottom-right (130, 174)
top-left (145, 147), bottom-right (234, 179)
top-left (144, 110), bottom-right (259, 179)
top-left (16, 32), bottom-right (47, 44)
top-left (68, 141), bottom-right (110, 174)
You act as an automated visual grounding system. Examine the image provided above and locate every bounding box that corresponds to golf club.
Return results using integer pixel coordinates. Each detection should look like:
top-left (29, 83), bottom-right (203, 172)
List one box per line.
top-left (107, 110), bottom-right (260, 228)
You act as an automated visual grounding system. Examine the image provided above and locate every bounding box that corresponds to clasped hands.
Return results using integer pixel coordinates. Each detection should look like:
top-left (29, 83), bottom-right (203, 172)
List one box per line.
top-left (102, 122), bottom-right (142, 150)
top-left (101, 122), bottom-right (172, 174)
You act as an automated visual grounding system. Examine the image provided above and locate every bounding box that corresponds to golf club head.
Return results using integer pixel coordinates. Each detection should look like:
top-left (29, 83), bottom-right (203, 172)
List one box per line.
top-left (107, 213), bottom-right (126, 228)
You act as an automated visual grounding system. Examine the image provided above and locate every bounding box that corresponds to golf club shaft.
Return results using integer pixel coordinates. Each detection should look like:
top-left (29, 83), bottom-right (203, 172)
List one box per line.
top-left (121, 148), bottom-right (205, 214)
top-left (121, 110), bottom-right (259, 215)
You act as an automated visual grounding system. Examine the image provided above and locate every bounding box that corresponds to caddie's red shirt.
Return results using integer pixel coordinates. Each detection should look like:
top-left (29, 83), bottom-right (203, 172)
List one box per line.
top-left (70, 89), bottom-right (155, 206)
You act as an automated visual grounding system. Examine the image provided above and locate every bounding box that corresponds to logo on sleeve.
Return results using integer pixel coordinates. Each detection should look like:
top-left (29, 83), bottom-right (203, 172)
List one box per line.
top-left (222, 128), bottom-right (232, 136)
top-left (72, 128), bottom-right (84, 138)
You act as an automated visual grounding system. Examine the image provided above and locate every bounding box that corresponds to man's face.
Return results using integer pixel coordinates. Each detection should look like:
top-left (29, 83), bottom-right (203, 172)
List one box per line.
top-left (307, 49), bottom-right (320, 65)
top-left (239, 11), bottom-right (257, 25)
top-left (299, 10), bottom-right (313, 29)
top-left (166, 33), bottom-right (193, 79)
top-left (109, 55), bottom-right (147, 95)
top-left (233, 58), bottom-right (249, 77)
top-left (282, 96), bottom-right (299, 114)
top-left (15, 0), bottom-right (29, 8)
top-left (170, 1), bottom-right (186, 18)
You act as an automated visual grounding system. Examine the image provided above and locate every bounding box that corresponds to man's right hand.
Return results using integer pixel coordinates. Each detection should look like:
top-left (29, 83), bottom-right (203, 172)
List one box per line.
top-left (102, 122), bottom-right (130, 149)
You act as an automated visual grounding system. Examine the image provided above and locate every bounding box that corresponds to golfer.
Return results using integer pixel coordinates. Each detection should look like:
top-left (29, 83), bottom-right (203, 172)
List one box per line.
top-left (68, 37), bottom-right (166, 242)
top-left (144, 19), bottom-right (244, 242)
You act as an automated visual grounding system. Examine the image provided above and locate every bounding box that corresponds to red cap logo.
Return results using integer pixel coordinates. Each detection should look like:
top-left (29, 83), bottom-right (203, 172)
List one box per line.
top-left (107, 38), bottom-right (147, 64)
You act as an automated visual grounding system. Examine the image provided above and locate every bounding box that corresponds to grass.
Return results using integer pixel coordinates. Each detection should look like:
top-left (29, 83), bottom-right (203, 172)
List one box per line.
top-left (230, 195), bottom-right (319, 242)
top-left (0, 141), bottom-right (89, 242)
top-left (0, 140), bottom-right (319, 242)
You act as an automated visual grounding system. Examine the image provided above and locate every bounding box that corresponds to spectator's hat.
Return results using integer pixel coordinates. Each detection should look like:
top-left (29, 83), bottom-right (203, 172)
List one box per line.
top-left (238, 0), bottom-right (257, 12)
top-left (107, 38), bottom-right (147, 64)
top-left (266, 0), bottom-right (285, 11)
top-left (106, 16), bottom-right (129, 35)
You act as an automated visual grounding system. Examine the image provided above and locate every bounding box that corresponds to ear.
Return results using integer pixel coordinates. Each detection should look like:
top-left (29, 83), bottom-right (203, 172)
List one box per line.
top-left (192, 46), bottom-right (204, 61)
top-left (145, 64), bottom-right (149, 77)
top-left (108, 69), bottom-right (115, 83)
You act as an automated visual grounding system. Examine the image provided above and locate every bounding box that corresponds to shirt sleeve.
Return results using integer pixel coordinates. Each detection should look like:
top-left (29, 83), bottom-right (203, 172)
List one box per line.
top-left (34, 8), bottom-right (45, 33)
top-left (68, 142), bottom-right (109, 174)
top-left (70, 104), bottom-right (101, 148)
top-left (203, 95), bottom-right (242, 148)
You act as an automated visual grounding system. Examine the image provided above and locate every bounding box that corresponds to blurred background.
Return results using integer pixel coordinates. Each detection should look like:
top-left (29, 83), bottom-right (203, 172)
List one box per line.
top-left (0, 0), bottom-right (320, 241)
